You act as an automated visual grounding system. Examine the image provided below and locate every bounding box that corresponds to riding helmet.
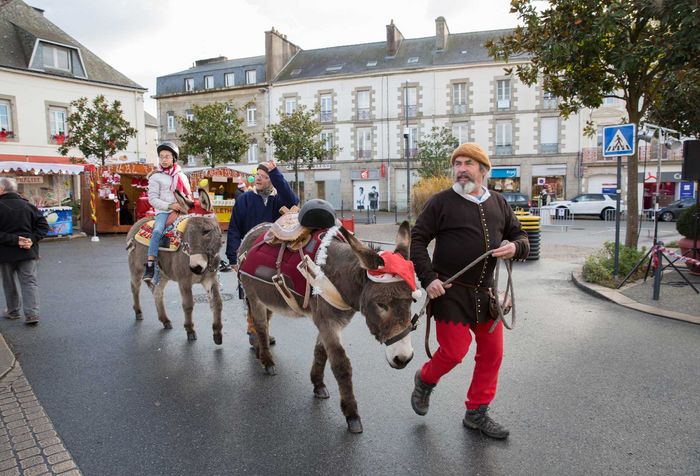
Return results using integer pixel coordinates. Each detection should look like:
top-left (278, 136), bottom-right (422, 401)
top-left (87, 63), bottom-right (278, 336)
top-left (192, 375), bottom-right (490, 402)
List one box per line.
top-left (157, 141), bottom-right (179, 160)
top-left (299, 199), bottom-right (337, 229)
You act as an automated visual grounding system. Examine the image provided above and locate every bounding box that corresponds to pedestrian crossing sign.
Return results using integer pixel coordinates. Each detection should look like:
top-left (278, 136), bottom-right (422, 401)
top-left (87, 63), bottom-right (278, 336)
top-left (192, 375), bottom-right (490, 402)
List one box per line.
top-left (603, 124), bottom-right (636, 157)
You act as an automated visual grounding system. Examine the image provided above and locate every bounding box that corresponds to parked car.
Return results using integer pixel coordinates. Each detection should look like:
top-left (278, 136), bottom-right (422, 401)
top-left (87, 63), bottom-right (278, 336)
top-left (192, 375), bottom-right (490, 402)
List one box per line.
top-left (657, 197), bottom-right (696, 222)
top-left (500, 192), bottom-right (531, 210)
top-left (549, 193), bottom-right (626, 220)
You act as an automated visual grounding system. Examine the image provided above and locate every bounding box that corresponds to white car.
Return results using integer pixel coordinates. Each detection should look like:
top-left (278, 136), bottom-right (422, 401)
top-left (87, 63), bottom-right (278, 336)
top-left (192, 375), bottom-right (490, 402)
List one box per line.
top-left (549, 193), bottom-right (626, 220)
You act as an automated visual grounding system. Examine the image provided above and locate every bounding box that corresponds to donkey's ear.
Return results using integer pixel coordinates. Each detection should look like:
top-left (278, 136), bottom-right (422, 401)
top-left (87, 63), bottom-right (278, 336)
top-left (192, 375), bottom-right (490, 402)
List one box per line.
top-left (338, 226), bottom-right (384, 270)
top-left (394, 220), bottom-right (411, 259)
top-left (198, 187), bottom-right (212, 212)
top-left (174, 189), bottom-right (193, 211)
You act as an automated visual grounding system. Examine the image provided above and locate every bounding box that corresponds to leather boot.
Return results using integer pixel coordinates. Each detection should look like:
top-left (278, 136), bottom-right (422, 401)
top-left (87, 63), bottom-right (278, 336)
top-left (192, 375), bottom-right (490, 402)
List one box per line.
top-left (410, 369), bottom-right (435, 416)
top-left (142, 262), bottom-right (155, 282)
top-left (463, 405), bottom-right (510, 439)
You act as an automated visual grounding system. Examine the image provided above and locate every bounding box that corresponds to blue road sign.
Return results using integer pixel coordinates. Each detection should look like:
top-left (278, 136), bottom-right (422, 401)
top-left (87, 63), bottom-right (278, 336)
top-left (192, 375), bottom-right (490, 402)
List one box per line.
top-left (603, 124), bottom-right (636, 157)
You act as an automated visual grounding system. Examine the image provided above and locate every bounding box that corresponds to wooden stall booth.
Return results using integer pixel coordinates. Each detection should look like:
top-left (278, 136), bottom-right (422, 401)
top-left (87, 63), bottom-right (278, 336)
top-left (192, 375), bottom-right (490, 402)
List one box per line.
top-left (187, 166), bottom-right (253, 231)
top-left (81, 163), bottom-right (155, 234)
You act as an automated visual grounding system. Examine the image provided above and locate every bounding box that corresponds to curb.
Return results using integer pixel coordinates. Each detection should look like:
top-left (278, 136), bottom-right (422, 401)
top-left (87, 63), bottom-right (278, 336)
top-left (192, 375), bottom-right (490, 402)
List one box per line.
top-left (571, 271), bottom-right (700, 325)
top-left (44, 232), bottom-right (88, 242)
top-left (0, 332), bottom-right (16, 379)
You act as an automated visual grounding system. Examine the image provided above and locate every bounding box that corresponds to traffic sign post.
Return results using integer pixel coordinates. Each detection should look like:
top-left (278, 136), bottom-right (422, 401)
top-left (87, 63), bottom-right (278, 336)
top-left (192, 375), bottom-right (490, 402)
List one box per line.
top-left (603, 124), bottom-right (636, 276)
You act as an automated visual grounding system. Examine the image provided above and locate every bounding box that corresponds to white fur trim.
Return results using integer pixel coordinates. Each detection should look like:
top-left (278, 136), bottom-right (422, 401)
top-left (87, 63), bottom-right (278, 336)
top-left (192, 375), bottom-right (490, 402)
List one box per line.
top-left (412, 289), bottom-right (423, 300)
top-left (312, 226), bottom-right (340, 296)
top-left (366, 272), bottom-right (404, 284)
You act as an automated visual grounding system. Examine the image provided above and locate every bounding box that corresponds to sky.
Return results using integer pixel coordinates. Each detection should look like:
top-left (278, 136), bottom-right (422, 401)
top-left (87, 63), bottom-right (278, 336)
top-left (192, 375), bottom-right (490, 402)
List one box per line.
top-left (27, 0), bottom-right (520, 117)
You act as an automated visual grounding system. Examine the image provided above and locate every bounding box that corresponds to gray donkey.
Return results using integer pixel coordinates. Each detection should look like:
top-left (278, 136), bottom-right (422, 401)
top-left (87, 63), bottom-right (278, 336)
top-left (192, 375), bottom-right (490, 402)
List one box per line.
top-left (126, 189), bottom-right (224, 344)
top-left (239, 221), bottom-right (416, 433)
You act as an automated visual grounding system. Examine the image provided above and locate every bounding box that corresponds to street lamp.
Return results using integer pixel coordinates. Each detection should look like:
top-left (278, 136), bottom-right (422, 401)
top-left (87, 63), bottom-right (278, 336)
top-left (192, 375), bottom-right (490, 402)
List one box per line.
top-left (404, 80), bottom-right (411, 222)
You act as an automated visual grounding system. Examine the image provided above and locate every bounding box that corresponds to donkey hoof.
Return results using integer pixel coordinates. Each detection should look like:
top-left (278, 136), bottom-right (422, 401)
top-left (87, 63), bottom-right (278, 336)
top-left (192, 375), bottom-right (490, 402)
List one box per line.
top-left (213, 334), bottom-right (222, 345)
top-left (163, 321), bottom-right (173, 330)
top-left (187, 331), bottom-right (197, 341)
top-left (135, 313), bottom-right (143, 321)
top-left (264, 365), bottom-right (276, 376)
top-left (346, 417), bottom-right (363, 434)
top-left (313, 385), bottom-right (330, 399)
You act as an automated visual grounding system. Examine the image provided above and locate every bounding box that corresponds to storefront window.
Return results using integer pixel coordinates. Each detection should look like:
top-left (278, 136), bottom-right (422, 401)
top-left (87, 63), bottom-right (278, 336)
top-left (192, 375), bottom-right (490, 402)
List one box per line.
top-left (531, 176), bottom-right (565, 204)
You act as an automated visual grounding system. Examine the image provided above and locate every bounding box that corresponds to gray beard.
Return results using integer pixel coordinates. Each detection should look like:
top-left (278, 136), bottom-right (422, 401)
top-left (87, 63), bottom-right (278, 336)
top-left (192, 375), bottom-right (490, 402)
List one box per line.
top-left (452, 181), bottom-right (477, 196)
top-left (256, 187), bottom-right (273, 205)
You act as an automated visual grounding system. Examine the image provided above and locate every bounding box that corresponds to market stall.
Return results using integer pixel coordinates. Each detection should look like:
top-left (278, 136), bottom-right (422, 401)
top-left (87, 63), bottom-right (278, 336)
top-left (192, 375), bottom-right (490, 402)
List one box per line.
top-left (187, 166), bottom-right (253, 231)
top-left (81, 163), bottom-right (155, 234)
top-left (0, 159), bottom-right (84, 237)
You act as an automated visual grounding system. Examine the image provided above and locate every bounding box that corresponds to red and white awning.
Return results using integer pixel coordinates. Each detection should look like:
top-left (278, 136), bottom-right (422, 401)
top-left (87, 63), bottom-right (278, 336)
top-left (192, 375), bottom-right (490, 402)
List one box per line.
top-left (0, 160), bottom-right (85, 175)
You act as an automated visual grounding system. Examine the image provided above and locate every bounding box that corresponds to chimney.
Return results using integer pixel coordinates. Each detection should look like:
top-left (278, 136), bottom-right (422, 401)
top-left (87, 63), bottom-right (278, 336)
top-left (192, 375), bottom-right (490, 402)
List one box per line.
top-left (435, 16), bottom-right (449, 50)
top-left (386, 20), bottom-right (404, 57)
top-left (266, 28), bottom-right (301, 80)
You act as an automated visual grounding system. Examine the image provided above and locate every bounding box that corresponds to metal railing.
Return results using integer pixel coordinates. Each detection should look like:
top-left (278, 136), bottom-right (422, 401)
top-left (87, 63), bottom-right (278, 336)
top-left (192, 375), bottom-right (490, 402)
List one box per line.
top-left (534, 206), bottom-right (575, 230)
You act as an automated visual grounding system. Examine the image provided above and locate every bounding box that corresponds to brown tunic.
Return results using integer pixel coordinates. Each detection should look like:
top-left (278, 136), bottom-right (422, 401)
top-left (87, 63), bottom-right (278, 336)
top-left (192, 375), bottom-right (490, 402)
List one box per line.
top-left (410, 189), bottom-right (530, 325)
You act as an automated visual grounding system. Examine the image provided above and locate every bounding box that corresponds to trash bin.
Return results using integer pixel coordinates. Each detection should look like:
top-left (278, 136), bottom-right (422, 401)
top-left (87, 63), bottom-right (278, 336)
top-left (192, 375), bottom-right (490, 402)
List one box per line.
top-left (515, 211), bottom-right (540, 260)
top-left (339, 216), bottom-right (355, 233)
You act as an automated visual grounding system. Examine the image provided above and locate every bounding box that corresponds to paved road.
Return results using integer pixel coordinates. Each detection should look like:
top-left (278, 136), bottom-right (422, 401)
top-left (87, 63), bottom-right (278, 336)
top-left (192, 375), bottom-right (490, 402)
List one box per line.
top-left (0, 228), bottom-right (698, 475)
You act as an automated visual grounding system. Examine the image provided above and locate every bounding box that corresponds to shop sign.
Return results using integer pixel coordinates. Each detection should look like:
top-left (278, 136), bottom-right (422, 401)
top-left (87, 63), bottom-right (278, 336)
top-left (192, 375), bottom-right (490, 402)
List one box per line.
top-left (491, 168), bottom-right (519, 178)
top-left (212, 176), bottom-right (228, 183)
top-left (351, 169), bottom-right (379, 180)
top-left (680, 182), bottom-right (695, 199)
top-left (16, 176), bottom-right (44, 184)
top-left (537, 177), bottom-right (546, 185)
top-left (638, 171), bottom-right (684, 183)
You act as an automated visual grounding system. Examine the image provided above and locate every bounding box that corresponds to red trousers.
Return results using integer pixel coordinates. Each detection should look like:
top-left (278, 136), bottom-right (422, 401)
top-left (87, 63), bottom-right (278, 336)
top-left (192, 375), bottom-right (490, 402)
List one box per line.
top-left (420, 319), bottom-right (503, 410)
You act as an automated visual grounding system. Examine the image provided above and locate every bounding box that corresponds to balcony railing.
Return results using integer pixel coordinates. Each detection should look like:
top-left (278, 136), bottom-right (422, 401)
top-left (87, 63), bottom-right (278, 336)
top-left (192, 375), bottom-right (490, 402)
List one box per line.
top-left (542, 98), bottom-right (557, 110)
top-left (404, 105), bottom-right (417, 118)
top-left (320, 111), bottom-right (333, 123)
top-left (540, 143), bottom-right (559, 154)
top-left (357, 108), bottom-right (370, 121)
top-left (582, 146), bottom-right (683, 163)
top-left (405, 148), bottom-right (418, 158)
top-left (357, 149), bottom-right (372, 159)
top-left (495, 145), bottom-right (513, 155)
top-left (453, 103), bottom-right (467, 115)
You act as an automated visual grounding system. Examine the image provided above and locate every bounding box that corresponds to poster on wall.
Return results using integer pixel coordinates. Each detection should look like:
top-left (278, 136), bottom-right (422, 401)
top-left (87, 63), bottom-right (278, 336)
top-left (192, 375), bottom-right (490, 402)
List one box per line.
top-left (353, 181), bottom-right (379, 210)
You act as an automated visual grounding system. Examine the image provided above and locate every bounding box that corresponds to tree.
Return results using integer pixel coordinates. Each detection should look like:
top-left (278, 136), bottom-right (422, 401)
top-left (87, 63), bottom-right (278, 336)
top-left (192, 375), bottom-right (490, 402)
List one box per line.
top-left (264, 104), bottom-right (338, 197)
top-left (58, 95), bottom-right (137, 167)
top-left (178, 101), bottom-right (250, 168)
top-left (487, 0), bottom-right (700, 248)
top-left (646, 67), bottom-right (700, 137)
top-left (415, 126), bottom-right (459, 179)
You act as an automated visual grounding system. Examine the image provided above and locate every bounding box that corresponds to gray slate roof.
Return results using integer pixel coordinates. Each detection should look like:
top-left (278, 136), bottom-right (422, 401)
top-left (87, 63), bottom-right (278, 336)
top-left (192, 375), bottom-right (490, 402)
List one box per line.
top-left (155, 56), bottom-right (266, 97)
top-left (0, 0), bottom-right (144, 90)
top-left (144, 111), bottom-right (158, 127)
top-left (275, 29), bottom-right (519, 82)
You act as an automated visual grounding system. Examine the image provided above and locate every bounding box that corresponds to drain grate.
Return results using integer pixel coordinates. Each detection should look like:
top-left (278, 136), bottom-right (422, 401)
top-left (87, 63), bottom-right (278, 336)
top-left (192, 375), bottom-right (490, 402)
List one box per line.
top-left (193, 293), bottom-right (234, 303)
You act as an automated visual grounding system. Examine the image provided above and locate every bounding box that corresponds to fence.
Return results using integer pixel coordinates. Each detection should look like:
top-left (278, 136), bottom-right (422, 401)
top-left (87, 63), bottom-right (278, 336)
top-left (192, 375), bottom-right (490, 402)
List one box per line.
top-left (531, 206), bottom-right (575, 230)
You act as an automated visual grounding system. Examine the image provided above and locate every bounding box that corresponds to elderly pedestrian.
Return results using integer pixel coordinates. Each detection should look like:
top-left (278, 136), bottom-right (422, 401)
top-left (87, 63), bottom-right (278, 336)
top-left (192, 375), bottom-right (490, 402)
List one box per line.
top-left (226, 160), bottom-right (298, 346)
top-left (409, 142), bottom-right (530, 439)
top-left (0, 177), bottom-right (49, 325)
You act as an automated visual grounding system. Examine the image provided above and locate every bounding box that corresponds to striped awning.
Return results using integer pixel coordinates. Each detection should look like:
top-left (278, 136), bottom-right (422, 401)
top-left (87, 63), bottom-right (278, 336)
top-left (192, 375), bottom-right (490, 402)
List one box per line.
top-left (0, 161), bottom-right (85, 175)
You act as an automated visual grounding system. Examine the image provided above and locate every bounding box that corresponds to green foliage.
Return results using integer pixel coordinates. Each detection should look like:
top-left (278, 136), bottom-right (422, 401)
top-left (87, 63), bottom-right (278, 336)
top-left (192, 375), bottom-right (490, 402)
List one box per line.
top-left (582, 241), bottom-right (649, 288)
top-left (178, 101), bottom-right (250, 168)
top-left (58, 95), bottom-right (137, 166)
top-left (486, 0), bottom-right (700, 248)
top-left (676, 204), bottom-right (699, 239)
top-left (411, 176), bottom-right (453, 217)
top-left (415, 126), bottom-right (459, 179)
top-left (647, 68), bottom-right (700, 137)
top-left (264, 104), bottom-right (338, 195)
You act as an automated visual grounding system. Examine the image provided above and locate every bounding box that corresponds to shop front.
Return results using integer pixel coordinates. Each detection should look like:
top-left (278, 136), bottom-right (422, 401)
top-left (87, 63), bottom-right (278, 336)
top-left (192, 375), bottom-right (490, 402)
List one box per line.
top-left (489, 167), bottom-right (521, 192)
top-left (187, 166), bottom-right (252, 231)
top-left (531, 164), bottom-right (567, 202)
top-left (351, 169), bottom-right (380, 212)
top-left (0, 158), bottom-right (84, 237)
top-left (638, 169), bottom-right (686, 210)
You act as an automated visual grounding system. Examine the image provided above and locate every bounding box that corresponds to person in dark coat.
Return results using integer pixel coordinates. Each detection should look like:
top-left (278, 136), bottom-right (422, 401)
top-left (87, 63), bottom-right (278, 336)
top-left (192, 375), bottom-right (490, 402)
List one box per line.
top-left (409, 143), bottom-right (529, 439)
top-left (0, 177), bottom-right (49, 325)
top-left (225, 161), bottom-right (298, 345)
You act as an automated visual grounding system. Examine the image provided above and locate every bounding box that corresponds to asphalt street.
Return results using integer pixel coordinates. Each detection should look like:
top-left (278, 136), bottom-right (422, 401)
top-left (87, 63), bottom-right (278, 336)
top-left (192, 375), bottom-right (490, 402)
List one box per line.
top-left (0, 225), bottom-right (698, 475)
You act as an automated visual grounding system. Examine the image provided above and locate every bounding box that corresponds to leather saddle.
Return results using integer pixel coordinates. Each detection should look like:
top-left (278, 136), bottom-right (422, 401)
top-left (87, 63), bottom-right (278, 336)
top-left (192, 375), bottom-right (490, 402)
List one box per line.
top-left (267, 206), bottom-right (312, 251)
top-left (133, 217), bottom-right (189, 252)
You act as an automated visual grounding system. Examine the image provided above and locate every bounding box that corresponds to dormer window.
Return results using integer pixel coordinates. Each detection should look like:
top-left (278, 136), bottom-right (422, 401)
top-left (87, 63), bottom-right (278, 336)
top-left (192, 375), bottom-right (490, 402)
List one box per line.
top-left (325, 65), bottom-right (343, 72)
top-left (407, 57), bottom-right (419, 64)
top-left (43, 44), bottom-right (70, 71)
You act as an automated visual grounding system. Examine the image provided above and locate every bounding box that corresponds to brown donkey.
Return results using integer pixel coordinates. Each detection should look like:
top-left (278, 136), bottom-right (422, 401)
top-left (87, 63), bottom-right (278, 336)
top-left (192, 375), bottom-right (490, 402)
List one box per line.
top-left (126, 189), bottom-right (224, 344)
top-left (239, 222), bottom-right (416, 433)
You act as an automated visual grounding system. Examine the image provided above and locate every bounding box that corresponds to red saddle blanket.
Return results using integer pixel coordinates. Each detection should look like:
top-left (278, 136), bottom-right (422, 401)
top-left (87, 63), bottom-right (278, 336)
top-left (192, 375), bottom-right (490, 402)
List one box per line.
top-left (240, 229), bottom-right (328, 296)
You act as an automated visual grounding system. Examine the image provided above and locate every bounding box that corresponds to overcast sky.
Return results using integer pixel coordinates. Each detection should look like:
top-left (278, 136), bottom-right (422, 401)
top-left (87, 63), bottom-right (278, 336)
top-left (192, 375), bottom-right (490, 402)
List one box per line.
top-left (28, 0), bottom-right (519, 117)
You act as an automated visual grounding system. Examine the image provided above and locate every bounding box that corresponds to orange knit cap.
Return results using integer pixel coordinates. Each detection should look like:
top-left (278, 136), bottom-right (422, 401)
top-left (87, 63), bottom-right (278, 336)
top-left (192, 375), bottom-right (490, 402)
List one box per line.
top-left (450, 142), bottom-right (491, 170)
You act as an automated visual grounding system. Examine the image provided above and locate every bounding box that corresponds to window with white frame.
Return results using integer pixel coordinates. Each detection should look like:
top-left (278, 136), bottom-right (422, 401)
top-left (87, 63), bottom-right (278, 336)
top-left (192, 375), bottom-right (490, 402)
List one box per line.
top-left (320, 131), bottom-right (334, 159)
top-left (284, 98), bottom-right (297, 115)
top-left (187, 155), bottom-right (197, 166)
top-left (496, 79), bottom-right (511, 109)
top-left (495, 120), bottom-right (512, 155)
top-left (246, 105), bottom-right (256, 126)
top-left (245, 70), bottom-right (257, 84)
top-left (320, 94), bottom-right (332, 122)
top-left (540, 117), bottom-right (559, 153)
top-left (224, 73), bottom-right (235, 87)
top-left (204, 75), bottom-right (214, 89)
top-left (543, 90), bottom-right (557, 109)
top-left (184, 78), bottom-right (194, 92)
top-left (603, 95), bottom-right (616, 106)
top-left (404, 86), bottom-right (417, 118)
top-left (167, 112), bottom-right (176, 132)
top-left (42, 44), bottom-right (70, 71)
top-left (48, 106), bottom-right (67, 138)
top-left (247, 143), bottom-right (258, 163)
top-left (185, 110), bottom-right (194, 122)
top-left (407, 126), bottom-right (418, 158)
top-left (453, 83), bottom-right (467, 114)
top-left (357, 90), bottom-right (370, 120)
top-left (0, 100), bottom-right (13, 135)
top-left (452, 123), bottom-right (468, 144)
top-left (356, 128), bottom-right (372, 159)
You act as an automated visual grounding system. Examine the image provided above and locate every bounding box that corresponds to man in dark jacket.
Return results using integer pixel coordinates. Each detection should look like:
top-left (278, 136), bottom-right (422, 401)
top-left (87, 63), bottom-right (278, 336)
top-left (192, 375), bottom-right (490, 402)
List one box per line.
top-left (226, 161), bottom-right (298, 345)
top-left (0, 177), bottom-right (49, 325)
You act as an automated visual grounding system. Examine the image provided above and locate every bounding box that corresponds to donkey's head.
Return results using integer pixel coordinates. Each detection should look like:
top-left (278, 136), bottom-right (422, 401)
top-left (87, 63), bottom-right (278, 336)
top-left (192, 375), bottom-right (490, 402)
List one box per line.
top-left (339, 221), bottom-right (416, 369)
top-left (175, 188), bottom-right (222, 275)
